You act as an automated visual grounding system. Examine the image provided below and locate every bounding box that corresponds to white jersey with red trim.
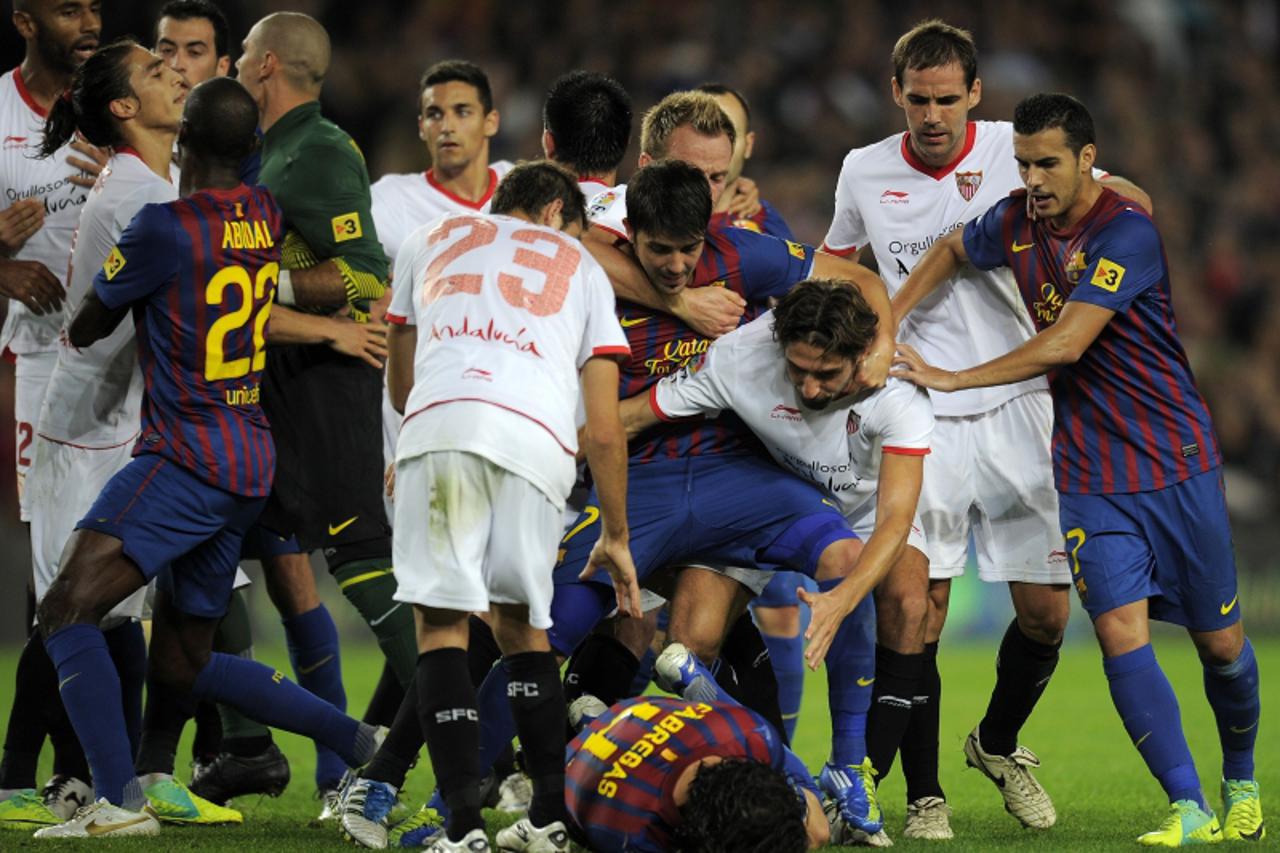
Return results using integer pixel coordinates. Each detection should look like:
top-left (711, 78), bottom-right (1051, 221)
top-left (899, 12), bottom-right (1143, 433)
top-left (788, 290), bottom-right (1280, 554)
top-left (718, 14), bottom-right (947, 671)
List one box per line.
top-left (37, 151), bottom-right (177, 446)
top-left (650, 311), bottom-right (933, 524)
top-left (586, 183), bottom-right (628, 242)
top-left (0, 68), bottom-right (92, 355)
top-left (387, 211), bottom-right (628, 504)
top-left (823, 120), bottom-right (1045, 417)
top-left (371, 161), bottom-right (514, 265)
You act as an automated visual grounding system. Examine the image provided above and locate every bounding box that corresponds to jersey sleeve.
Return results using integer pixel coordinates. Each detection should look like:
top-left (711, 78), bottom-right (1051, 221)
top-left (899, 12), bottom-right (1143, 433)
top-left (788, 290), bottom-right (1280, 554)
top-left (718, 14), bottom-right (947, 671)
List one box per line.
top-left (874, 381), bottom-right (934, 456)
top-left (734, 231), bottom-right (816, 302)
top-left (578, 259), bottom-right (630, 367)
top-left (370, 176), bottom-right (405, 267)
top-left (1066, 210), bottom-right (1164, 315)
top-left (962, 195), bottom-right (1019, 271)
top-left (649, 336), bottom-right (733, 419)
top-left (93, 203), bottom-right (178, 310)
top-left (587, 186), bottom-right (629, 243)
top-left (821, 154), bottom-right (867, 256)
top-left (385, 232), bottom-right (422, 327)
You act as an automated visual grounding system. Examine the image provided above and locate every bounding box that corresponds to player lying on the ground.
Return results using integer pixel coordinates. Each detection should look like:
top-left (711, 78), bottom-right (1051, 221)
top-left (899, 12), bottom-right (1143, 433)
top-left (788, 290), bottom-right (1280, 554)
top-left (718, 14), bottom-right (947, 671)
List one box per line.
top-left (566, 696), bottom-right (830, 853)
top-left (890, 92), bottom-right (1263, 847)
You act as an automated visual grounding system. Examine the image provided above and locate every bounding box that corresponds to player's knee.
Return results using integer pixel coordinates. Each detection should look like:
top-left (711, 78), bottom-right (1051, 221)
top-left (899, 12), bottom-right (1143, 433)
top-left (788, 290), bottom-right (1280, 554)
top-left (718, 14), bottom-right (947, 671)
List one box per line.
top-left (1191, 626), bottom-right (1244, 668)
top-left (875, 588), bottom-right (928, 650)
top-left (814, 538), bottom-right (860, 582)
top-left (37, 579), bottom-right (104, 636)
top-left (1015, 586), bottom-right (1070, 644)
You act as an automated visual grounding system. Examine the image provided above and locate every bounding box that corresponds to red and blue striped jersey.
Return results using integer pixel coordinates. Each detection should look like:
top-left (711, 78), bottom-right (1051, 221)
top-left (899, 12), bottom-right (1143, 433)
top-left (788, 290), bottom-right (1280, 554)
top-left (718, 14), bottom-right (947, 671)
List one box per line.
top-left (93, 184), bottom-right (283, 497)
top-left (713, 199), bottom-right (796, 241)
top-left (621, 224), bottom-right (815, 462)
top-left (963, 188), bottom-right (1220, 494)
top-left (566, 698), bottom-right (783, 853)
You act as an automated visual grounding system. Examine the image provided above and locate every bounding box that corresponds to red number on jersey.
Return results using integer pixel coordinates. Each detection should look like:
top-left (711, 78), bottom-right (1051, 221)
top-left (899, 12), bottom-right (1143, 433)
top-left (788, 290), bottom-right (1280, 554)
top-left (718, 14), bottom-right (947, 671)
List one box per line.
top-left (16, 421), bottom-right (33, 467)
top-left (422, 216), bottom-right (497, 303)
top-left (498, 229), bottom-right (580, 316)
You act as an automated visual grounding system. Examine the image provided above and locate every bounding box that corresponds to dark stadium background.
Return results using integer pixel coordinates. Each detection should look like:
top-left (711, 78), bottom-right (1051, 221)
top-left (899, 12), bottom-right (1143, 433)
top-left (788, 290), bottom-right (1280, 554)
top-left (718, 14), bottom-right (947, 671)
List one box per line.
top-left (2, 0), bottom-right (1277, 642)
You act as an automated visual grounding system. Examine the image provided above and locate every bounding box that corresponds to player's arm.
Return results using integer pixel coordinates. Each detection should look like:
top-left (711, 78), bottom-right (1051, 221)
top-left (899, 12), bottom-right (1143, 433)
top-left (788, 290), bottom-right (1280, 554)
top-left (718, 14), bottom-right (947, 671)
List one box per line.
top-left (810, 251), bottom-right (894, 388)
top-left (579, 356), bottom-right (642, 618)
top-left (72, 205), bottom-right (175, 346)
top-left (1099, 174), bottom-right (1153, 214)
top-left (267, 305), bottom-right (388, 368)
top-left (889, 227), bottom-right (968, 331)
top-left (67, 290), bottom-right (128, 348)
top-left (584, 228), bottom-right (745, 338)
top-left (385, 322), bottom-right (416, 414)
top-left (892, 299), bottom-right (1115, 392)
top-left (799, 451), bottom-right (925, 669)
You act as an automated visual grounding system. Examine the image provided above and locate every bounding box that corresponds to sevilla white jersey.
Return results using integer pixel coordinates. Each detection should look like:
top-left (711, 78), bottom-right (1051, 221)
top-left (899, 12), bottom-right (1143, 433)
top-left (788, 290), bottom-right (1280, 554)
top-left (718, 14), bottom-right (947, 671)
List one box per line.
top-left (586, 183), bottom-right (628, 242)
top-left (0, 68), bottom-right (91, 356)
top-left (387, 212), bottom-right (629, 503)
top-left (823, 120), bottom-right (1046, 417)
top-left (371, 161), bottom-right (513, 265)
top-left (37, 151), bottom-right (178, 447)
top-left (650, 311), bottom-right (933, 524)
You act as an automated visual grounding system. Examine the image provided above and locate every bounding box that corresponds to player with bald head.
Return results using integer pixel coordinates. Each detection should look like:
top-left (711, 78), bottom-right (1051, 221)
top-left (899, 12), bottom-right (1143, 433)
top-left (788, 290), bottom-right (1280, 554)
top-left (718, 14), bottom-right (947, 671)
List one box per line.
top-left (234, 11), bottom-right (406, 820)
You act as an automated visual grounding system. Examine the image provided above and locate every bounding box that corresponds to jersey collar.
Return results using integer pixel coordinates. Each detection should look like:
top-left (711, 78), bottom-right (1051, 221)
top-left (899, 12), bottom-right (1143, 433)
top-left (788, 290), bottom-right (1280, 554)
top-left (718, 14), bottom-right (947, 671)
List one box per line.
top-left (899, 121), bottom-right (977, 180)
top-left (13, 66), bottom-right (49, 118)
top-left (1044, 186), bottom-right (1116, 239)
top-left (425, 166), bottom-right (498, 209)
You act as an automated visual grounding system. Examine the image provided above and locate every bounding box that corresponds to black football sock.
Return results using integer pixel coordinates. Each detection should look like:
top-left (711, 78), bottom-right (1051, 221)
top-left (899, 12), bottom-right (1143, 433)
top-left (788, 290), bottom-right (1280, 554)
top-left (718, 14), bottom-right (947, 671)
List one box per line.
top-left (363, 677), bottom-right (423, 788)
top-left (978, 619), bottom-right (1061, 756)
top-left (716, 612), bottom-right (787, 743)
top-left (0, 632), bottom-right (53, 789)
top-left (362, 660), bottom-right (406, 727)
top-left (865, 645), bottom-right (924, 784)
top-left (901, 641), bottom-right (945, 802)
top-left (103, 621), bottom-right (146, 761)
top-left (191, 702), bottom-right (223, 763)
top-left (503, 652), bottom-right (568, 828)
top-left (563, 632), bottom-right (640, 707)
top-left (416, 648), bottom-right (484, 841)
top-left (135, 671), bottom-right (195, 776)
top-left (467, 615), bottom-right (502, 685)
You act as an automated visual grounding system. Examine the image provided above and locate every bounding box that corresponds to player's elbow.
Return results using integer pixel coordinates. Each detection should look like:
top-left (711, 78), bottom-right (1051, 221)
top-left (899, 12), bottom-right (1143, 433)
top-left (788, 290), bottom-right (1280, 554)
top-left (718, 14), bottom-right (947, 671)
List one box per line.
top-left (67, 316), bottom-right (102, 349)
top-left (1049, 335), bottom-right (1089, 366)
top-left (582, 416), bottom-right (627, 457)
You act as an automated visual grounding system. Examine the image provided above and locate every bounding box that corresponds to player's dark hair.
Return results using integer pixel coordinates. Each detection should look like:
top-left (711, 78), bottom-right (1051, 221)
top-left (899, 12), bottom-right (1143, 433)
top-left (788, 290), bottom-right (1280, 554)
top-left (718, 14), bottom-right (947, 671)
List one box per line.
top-left (491, 160), bottom-right (587, 230)
top-left (180, 77), bottom-right (259, 166)
top-left (772, 279), bottom-right (879, 362)
top-left (892, 19), bottom-right (978, 88)
top-left (420, 59), bottom-right (493, 114)
top-left (626, 160), bottom-right (711, 242)
top-left (1013, 93), bottom-right (1096, 155)
top-left (673, 759), bottom-right (809, 853)
top-left (543, 70), bottom-right (632, 176)
top-left (40, 39), bottom-right (137, 158)
top-left (694, 82), bottom-right (750, 128)
top-left (157, 0), bottom-right (231, 59)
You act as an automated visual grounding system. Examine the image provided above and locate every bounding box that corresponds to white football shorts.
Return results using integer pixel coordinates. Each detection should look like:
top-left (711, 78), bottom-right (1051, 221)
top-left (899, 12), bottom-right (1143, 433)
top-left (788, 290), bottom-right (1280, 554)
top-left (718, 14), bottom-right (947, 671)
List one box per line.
top-left (13, 350), bottom-right (57, 521)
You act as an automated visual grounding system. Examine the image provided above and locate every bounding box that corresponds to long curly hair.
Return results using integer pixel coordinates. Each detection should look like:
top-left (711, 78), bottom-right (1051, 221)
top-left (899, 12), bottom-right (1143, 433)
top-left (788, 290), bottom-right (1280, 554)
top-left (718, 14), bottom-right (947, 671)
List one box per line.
top-left (672, 758), bottom-right (809, 853)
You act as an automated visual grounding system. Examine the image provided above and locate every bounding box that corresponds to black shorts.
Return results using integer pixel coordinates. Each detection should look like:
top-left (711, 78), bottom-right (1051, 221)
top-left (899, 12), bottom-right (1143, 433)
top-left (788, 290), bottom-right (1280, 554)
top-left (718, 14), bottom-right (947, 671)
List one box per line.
top-left (257, 343), bottom-right (391, 562)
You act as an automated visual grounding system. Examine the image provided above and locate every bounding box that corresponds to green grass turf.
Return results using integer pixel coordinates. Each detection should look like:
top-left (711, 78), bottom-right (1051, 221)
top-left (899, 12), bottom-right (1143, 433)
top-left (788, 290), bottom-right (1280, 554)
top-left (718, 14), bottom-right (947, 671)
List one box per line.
top-left (0, 629), bottom-right (1274, 850)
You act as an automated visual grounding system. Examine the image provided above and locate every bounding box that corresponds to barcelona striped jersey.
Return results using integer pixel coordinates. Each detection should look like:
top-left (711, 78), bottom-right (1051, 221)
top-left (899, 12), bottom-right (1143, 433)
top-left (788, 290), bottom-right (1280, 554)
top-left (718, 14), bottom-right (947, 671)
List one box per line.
top-left (963, 188), bottom-right (1220, 494)
top-left (93, 184), bottom-right (283, 497)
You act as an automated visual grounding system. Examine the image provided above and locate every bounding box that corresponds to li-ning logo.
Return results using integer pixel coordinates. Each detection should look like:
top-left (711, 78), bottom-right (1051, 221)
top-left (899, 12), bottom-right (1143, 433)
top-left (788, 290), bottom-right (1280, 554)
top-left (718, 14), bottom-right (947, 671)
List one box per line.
top-left (462, 367), bottom-right (492, 382)
top-left (771, 404), bottom-right (802, 422)
top-left (880, 190), bottom-right (909, 204)
top-left (435, 708), bottom-right (479, 724)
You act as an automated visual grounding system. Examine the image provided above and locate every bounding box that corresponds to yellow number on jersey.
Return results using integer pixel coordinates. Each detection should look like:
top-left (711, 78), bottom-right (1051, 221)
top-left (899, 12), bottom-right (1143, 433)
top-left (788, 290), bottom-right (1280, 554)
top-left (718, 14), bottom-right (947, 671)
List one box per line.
top-left (204, 263), bottom-right (278, 381)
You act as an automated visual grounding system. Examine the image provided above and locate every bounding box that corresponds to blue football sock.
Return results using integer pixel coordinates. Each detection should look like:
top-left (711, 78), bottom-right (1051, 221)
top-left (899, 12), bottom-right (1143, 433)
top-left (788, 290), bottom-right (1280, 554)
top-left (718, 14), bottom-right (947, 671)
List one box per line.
top-left (760, 630), bottom-right (806, 741)
top-left (1203, 637), bottom-right (1260, 780)
top-left (192, 652), bottom-right (363, 767)
top-left (44, 624), bottom-right (137, 807)
top-left (628, 646), bottom-right (657, 696)
top-left (283, 605), bottom-right (347, 789)
top-left (475, 661), bottom-right (519, 777)
top-left (818, 579), bottom-right (875, 767)
top-left (1104, 644), bottom-right (1204, 809)
top-left (103, 620), bottom-right (147, 760)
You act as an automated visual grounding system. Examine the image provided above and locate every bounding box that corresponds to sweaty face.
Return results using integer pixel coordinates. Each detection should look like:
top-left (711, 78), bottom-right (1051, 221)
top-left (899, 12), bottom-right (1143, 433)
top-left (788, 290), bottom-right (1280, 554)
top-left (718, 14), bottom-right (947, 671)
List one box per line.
top-left (632, 230), bottom-right (706, 294)
top-left (157, 16), bottom-right (226, 86)
top-left (121, 46), bottom-right (189, 135)
top-left (784, 341), bottom-right (857, 410)
top-left (893, 62), bottom-right (980, 168)
top-left (26, 0), bottom-right (101, 74)
top-left (419, 81), bottom-right (497, 175)
top-left (661, 125), bottom-right (733, 207)
top-left (1014, 127), bottom-right (1093, 224)
top-left (710, 93), bottom-right (752, 185)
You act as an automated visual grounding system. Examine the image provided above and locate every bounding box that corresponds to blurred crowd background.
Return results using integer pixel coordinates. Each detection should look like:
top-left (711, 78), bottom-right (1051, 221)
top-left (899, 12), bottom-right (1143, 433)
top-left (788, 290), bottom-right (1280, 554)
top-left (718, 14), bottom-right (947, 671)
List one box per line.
top-left (2, 0), bottom-right (1278, 640)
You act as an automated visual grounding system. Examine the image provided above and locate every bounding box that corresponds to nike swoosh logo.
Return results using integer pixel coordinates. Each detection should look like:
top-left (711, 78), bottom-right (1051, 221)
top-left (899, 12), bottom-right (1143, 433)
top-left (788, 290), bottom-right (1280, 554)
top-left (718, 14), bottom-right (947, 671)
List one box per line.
top-left (297, 654), bottom-right (335, 675)
top-left (619, 316), bottom-right (649, 328)
top-left (58, 672), bottom-right (81, 691)
top-left (370, 603), bottom-right (403, 627)
top-left (1011, 241), bottom-right (1034, 253)
top-left (1135, 731), bottom-right (1152, 747)
top-left (1229, 720), bottom-right (1258, 734)
top-left (856, 676), bottom-right (875, 687)
top-left (86, 814), bottom-right (152, 836)
top-left (328, 516), bottom-right (358, 536)
top-left (1220, 596), bottom-right (1238, 615)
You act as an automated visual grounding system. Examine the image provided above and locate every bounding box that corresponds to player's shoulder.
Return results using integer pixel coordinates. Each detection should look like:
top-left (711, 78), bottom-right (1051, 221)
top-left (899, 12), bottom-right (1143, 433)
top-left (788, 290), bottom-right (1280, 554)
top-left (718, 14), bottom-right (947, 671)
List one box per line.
top-left (492, 159), bottom-right (515, 180)
top-left (716, 310), bottom-right (776, 353)
top-left (1087, 192), bottom-right (1161, 250)
top-left (588, 183), bottom-right (626, 218)
top-left (864, 377), bottom-right (932, 418)
top-left (371, 171), bottom-right (427, 208)
top-left (840, 131), bottom-right (904, 170)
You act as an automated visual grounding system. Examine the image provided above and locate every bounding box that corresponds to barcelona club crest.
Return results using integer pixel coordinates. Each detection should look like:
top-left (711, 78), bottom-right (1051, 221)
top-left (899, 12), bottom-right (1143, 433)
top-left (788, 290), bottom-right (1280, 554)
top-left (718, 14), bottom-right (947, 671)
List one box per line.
top-left (955, 170), bottom-right (983, 202)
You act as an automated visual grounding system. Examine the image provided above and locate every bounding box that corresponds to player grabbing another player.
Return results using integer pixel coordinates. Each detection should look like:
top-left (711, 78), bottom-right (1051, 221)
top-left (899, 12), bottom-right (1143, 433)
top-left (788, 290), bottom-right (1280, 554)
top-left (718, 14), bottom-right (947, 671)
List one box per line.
top-left (566, 696), bottom-right (829, 852)
top-left (892, 93), bottom-right (1263, 847)
top-left (33, 76), bottom-right (385, 839)
top-left (377, 161), bottom-right (638, 853)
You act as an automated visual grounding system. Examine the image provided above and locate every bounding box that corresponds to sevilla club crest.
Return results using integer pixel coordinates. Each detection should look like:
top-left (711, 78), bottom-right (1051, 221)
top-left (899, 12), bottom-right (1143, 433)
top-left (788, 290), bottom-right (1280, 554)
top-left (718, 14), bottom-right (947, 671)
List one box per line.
top-left (846, 411), bottom-right (861, 435)
top-left (955, 170), bottom-right (983, 202)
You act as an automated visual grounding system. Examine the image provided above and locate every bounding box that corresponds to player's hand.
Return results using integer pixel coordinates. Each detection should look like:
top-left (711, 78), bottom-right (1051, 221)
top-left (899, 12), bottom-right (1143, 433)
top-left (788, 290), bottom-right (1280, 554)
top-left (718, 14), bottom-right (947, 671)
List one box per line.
top-left (325, 315), bottom-right (388, 368)
top-left (669, 286), bottom-right (745, 339)
top-left (66, 139), bottom-right (109, 189)
top-left (581, 531), bottom-right (642, 619)
top-left (797, 582), bottom-right (859, 670)
top-left (856, 334), bottom-right (893, 390)
top-left (0, 257), bottom-right (64, 315)
top-left (0, 198), bottom-right (45, 254)
top-left (723, 176), bottom-right (762, 219)
top-left (367, 285), bottom-right (392, 325)
top-left (384, 462), bottom-right (396, 499)
top-left (891, 342), bottom-right (960, 392)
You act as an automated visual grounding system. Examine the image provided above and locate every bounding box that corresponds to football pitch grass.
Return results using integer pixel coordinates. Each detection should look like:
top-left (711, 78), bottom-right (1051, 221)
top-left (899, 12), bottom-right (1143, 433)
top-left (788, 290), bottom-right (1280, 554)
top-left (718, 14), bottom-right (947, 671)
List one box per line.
top-left (0, 629), bottom-right (1273, 851)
